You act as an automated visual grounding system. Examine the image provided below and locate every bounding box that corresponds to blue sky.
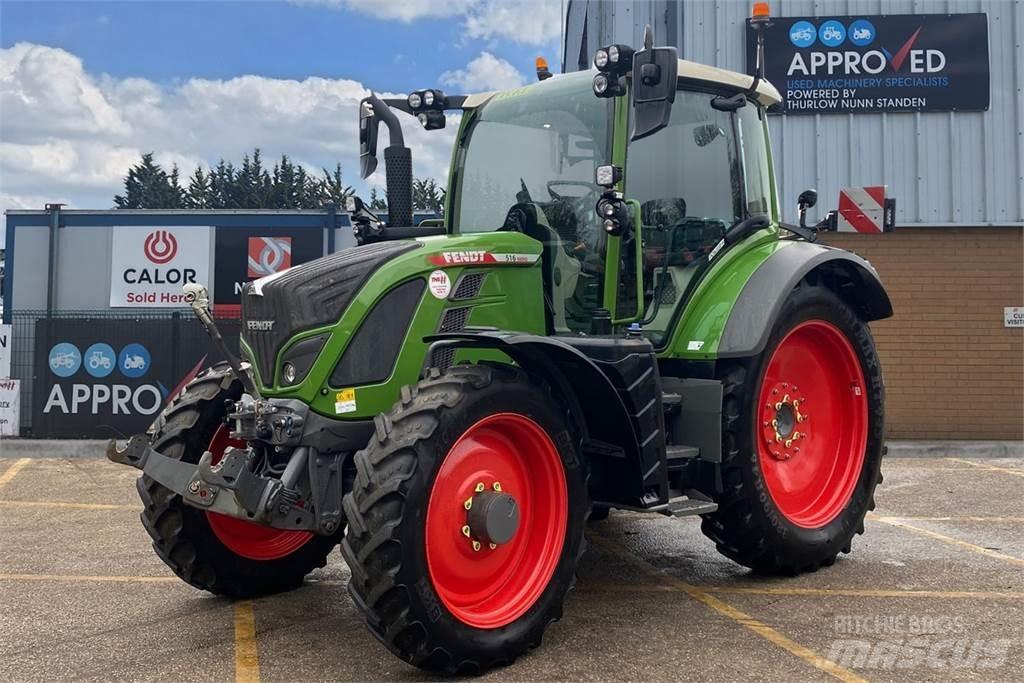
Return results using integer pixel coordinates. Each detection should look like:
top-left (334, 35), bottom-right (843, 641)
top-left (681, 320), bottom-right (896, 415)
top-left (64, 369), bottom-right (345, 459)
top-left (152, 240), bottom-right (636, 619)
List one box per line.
top-left (0, 0), bottom-right (562, 213)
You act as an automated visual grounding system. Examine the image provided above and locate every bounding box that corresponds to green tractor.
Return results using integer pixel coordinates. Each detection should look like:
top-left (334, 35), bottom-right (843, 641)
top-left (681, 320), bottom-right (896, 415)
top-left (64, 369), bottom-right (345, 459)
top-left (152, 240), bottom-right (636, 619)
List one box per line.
top-left (109, 18), bottom-right (890, 676)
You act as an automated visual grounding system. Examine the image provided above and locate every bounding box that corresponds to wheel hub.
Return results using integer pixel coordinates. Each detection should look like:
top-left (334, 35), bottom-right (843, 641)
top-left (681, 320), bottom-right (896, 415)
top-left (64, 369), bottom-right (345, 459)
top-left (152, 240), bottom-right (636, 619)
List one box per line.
top-left (761, 382), bottom-right (808, 461)
top-left (466, 486), bottom-right (520, 546)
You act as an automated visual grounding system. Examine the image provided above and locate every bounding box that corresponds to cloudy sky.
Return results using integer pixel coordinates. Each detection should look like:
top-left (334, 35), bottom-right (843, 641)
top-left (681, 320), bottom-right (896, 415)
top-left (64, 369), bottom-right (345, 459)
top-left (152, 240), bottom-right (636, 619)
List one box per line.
top-left (0, 0), bottom-right (563, 217)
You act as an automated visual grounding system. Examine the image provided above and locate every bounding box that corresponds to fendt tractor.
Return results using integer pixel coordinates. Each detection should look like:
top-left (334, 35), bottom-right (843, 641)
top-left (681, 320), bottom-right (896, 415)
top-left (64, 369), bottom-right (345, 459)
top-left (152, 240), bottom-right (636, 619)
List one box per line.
top-left (109, 7), bottom-right (892, 675)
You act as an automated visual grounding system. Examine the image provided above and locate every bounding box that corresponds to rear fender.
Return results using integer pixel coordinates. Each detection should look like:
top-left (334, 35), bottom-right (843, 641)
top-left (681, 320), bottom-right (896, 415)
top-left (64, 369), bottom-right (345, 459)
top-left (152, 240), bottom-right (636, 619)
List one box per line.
top-left (718, 242), bottom-right (892, 358)
top-left (425, 331), bottom-right (650, 506)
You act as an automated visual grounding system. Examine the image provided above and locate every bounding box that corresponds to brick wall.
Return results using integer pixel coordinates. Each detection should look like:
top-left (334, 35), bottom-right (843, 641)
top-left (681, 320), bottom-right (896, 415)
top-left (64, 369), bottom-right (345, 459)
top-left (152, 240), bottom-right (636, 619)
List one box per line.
top-left (822, 228), bottom-right (1023, 440)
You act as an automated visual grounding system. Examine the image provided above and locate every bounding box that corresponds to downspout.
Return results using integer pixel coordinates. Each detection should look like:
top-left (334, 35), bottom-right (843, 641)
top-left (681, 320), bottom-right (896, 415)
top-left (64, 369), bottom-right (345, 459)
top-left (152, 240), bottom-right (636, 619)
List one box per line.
top-left (45, 203), bottom-right (64, 317)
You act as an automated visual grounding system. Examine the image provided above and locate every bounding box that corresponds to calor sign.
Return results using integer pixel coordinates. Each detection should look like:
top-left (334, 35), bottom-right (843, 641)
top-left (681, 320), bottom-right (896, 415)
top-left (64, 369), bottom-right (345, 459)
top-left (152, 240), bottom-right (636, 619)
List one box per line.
top-left (110, 227), bottom-right (211, 307)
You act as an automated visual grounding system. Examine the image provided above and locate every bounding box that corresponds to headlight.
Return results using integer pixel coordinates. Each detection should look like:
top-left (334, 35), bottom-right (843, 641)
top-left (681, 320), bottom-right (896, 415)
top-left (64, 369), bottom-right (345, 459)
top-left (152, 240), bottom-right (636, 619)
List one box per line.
top-left (593, 73), bottom-right (609, 95)
top-left (608, 45), bottom-right (620, 64)
top-left (594, 48), bottom-right (609, 69)
top-left (423, 90), bottom-right (435, 107)
top-left (408, 92), bottom-right (422, 109)
top-left (418, 113), bottom-right (429, 126)
top-left (282, 362), bottom-right (297, 384)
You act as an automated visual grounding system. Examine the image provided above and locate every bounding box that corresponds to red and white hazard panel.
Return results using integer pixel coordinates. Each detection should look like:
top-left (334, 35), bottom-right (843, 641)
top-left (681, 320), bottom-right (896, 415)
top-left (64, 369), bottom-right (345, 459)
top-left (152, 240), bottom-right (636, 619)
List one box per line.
top-left (837, 186), bottom-right (896, 233)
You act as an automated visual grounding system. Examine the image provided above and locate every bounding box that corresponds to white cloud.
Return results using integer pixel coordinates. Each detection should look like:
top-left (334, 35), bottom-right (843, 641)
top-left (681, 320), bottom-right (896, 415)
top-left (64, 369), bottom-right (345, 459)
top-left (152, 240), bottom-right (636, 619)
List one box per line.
top-left (463, 0), bottom-right (562, 46)
top-left (0, 43), bottom-right (459, 211)
top-left (441, 52), bottom-right (525, 92)
top-left (297, 0), bottom-right (561, 45)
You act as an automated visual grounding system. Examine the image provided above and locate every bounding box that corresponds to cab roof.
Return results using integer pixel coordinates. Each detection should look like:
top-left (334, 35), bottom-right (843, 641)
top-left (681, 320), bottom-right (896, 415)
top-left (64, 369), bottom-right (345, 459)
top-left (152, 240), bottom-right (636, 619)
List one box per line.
top-left (462, 60), bottom-right (782, 109)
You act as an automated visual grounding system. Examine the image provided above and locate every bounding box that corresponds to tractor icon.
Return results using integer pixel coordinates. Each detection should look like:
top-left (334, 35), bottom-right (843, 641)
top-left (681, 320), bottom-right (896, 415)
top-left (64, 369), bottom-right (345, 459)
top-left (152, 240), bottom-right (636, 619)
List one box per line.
top-left (790, 26), bottom-right (814, 43)
top-left (88, 351), bottom-right (112, 370)
top-left (50, 352), bottom-right (77, 371)
top-left (852, 27), bottom-right (872, 41)
top-left (822, 25), bottom-right (844, 42)
top-left (123, 355), bottom-right (147, 371)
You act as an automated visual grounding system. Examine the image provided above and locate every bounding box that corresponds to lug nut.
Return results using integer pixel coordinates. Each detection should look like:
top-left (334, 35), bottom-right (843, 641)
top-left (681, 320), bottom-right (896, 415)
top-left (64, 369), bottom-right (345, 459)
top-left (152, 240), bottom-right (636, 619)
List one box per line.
top-left (464, 498), bottom-right (473, 510)
top-left (461, 525), bottom-right (471, 538)
top-left (472, 541), bottom-right (481, 552)
top-left (475, 482), bottom-right (485, 493)
top-left (493, 482), bottom-right (502, 492)
top-left (489, 543), bottom-right (497, 550)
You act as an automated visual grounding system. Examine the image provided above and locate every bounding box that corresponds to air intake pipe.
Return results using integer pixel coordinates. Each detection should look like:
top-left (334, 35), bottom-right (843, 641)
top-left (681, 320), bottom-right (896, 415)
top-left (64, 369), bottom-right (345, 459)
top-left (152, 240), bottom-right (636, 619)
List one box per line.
top-left (359, 93), bottom-right (413, 228)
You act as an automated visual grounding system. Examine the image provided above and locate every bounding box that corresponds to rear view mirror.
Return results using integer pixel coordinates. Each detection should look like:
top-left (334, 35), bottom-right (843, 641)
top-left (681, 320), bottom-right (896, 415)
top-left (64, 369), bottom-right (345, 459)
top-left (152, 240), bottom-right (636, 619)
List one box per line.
top-left (631, 27), bottom-right (678, 141)
top-left (798, 189), bottom-right (818, 209)
top-left (359, 99), bottom-right (380, 178)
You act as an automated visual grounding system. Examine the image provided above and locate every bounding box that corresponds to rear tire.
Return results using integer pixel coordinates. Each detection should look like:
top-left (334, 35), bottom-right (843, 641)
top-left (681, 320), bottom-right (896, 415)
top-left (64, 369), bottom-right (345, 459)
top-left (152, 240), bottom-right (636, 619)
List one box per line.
top-left (341, 364), bottom-right (588, 675)
top-left (138, 363), bottom-right (340, 597)
top-left (701, 283), bottom-right (885, 574)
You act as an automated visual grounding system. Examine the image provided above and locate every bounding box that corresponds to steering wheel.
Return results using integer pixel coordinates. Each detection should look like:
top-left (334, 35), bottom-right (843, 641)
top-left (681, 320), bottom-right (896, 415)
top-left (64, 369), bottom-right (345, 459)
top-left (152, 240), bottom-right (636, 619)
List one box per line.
top-left (546, 180), bottom-right (603, 202)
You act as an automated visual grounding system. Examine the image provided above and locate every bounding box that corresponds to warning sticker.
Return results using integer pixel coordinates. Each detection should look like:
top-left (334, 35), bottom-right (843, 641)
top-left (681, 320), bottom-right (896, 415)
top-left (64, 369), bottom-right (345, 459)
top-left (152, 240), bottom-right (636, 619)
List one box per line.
top-left (428, 270), bottom-right (451, 299)
top-left (334, 388), bottom-right (357, 414)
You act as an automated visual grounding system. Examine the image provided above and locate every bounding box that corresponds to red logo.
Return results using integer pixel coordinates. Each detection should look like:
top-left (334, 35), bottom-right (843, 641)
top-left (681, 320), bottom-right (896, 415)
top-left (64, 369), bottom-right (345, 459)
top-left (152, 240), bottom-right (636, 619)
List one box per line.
top-left (143, 230), bottom-right (178, 264)
top-left (247, 237), bottom-right (292, 278)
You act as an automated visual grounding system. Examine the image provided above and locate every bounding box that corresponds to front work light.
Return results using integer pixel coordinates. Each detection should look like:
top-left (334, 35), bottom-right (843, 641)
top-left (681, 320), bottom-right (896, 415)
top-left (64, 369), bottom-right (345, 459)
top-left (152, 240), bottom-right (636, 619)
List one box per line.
top-left (417, 109), bottom-right (446, 130)
top-left (595, 164), bottom-right (623, 188)
top-left (594, 44), bottom-right (635, 73)
top-left (593, 72), bottom-right (626, 98)
top-left (408, 92), bottom-right (422, 109)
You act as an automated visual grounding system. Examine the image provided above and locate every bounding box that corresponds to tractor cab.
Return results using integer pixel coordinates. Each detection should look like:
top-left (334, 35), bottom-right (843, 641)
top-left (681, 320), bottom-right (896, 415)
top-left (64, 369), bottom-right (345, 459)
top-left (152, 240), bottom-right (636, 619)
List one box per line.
top-left (355, 29), bottom-right (784, 350)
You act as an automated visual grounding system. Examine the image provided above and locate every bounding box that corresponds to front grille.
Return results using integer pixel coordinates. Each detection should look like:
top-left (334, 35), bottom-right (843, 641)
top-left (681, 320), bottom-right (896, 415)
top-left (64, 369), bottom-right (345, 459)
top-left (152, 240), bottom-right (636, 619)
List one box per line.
top-left (439, 307), bottom-right (471, 333)
top-left (242, 240), bottom-right (420, 384)
top-left (451, 272), bottom-right (486, 300)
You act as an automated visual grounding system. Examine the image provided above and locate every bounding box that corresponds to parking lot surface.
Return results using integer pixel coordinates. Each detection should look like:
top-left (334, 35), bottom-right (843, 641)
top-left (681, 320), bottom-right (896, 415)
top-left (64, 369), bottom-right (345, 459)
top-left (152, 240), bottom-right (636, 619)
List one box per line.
top-left (1, 454), bottom-right (1021, 682)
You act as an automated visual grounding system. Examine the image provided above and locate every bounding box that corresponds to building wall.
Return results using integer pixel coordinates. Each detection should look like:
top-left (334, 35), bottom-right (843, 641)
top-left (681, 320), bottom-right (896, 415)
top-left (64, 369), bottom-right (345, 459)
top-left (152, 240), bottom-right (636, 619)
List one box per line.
top-left (565, 0), bottom-right (1024, 228)
top-left (823, 228), bottom-right (1023, 439)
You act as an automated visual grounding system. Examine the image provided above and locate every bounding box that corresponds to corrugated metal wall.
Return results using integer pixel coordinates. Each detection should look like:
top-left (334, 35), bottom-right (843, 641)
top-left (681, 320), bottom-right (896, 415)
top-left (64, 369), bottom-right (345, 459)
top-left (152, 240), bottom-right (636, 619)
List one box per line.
top-left (564, 0), bottom-right (1024, 227)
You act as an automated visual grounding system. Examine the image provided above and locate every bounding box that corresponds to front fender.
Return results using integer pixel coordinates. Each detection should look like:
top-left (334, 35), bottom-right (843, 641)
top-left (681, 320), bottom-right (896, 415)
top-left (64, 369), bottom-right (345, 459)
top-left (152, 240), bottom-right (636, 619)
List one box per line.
top-left (425, 330), bottom-right (652, 506)
top-left (717, 241), bottom-right (893, 358)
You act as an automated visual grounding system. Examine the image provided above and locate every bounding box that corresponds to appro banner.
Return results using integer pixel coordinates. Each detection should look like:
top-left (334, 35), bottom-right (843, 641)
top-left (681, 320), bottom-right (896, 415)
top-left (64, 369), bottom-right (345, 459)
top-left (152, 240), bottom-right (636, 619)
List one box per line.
top-left (746, 13), bottom-right (990, 114)
top-left (32, 317), bottom-right (240, 438)
top-left (110, 227), bottom-right (211, 307)
top-left (212, 227), bottom-right (324, 313)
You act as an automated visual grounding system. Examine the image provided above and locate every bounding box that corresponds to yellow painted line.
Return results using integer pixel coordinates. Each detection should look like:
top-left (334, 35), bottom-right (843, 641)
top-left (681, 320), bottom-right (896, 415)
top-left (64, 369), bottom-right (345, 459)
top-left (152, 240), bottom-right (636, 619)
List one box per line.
top-left (233, 601), bottom-right (261, 683)
top-left (872, 515), bottom-right (1024, 523)
top-left (946, 457), bottom-right (1024, 478)
top-left (0, 500), bottom-right (139, 511)
top-left (0, 458), bottom-right (31, 489)
top-left (589, 534), bottom-right (867, 683)
top-left (869, 515), bottom-right (1024, 566)
top-left (703, 586), bottom-right (1024, 600)
top-left (0, 573), bottom-right (177, 583)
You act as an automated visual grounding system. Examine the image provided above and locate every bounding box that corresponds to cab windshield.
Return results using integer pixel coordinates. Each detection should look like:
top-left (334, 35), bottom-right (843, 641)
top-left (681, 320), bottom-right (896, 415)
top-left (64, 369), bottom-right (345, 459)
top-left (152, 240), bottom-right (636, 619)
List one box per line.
top-left (450, 72), bottom-right (613, 333)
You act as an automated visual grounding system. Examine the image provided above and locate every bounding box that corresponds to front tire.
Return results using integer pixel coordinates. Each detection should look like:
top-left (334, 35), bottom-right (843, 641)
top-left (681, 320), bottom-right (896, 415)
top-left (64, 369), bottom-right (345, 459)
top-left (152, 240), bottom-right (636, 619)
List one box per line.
top-left (341, 365), bottom-right (588, 675)
top-left (138, 364), bottom-right (340, 597)
top-left (701, 283), bottom-right (885, 574)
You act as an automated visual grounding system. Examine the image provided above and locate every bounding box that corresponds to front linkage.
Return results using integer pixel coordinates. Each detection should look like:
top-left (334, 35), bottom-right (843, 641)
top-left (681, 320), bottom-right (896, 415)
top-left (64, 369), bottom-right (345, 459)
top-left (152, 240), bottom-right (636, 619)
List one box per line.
top-left (107, 284), bottom-right (345, 537)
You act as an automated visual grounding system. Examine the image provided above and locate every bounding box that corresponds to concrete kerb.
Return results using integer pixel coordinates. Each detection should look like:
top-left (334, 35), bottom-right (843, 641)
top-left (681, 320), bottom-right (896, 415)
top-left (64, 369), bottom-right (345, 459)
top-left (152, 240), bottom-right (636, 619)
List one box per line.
top-left (1, 438), bottom-right (1022, 459)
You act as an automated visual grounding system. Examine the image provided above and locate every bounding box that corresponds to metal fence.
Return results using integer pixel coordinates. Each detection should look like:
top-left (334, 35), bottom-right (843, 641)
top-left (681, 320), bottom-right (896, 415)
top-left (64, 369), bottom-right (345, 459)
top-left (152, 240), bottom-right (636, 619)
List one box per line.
top-left (9, 309), bottom-right (241, 436)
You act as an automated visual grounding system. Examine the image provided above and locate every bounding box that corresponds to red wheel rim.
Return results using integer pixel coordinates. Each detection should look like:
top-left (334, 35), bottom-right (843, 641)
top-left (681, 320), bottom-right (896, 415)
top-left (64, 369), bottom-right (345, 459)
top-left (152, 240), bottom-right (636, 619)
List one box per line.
top-left (204, 425), bottom-right (314, 561)
top-left (425, 413), bottom-right (568, 629)
top-left (757, 320), bottom-right (868, 529)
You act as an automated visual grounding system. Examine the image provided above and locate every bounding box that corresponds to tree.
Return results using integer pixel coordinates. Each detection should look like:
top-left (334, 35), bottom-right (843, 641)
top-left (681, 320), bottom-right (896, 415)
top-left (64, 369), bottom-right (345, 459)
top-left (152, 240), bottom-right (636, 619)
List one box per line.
top-left (368, 187), bottom-right (387, 211)
top-left (320, 163), bottom-right (354, 206)
top-left (185, 166), bottom-right (214, 208)
top-left (413, 177), bottom-right (444, 213)
top-left (113, 153), bottom-right (183, 208)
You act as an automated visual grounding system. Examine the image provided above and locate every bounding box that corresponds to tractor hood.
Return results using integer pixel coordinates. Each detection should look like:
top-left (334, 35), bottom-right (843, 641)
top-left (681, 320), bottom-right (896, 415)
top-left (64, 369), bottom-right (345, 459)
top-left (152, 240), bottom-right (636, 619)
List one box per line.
top-left (240, 240), bottom-right (421, 385)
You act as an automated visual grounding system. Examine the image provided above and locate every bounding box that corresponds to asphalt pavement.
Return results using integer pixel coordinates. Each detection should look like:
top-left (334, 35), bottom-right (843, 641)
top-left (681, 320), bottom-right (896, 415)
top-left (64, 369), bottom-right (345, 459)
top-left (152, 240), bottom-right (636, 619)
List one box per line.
top-left (0, 454), bottom-right (1021, 682)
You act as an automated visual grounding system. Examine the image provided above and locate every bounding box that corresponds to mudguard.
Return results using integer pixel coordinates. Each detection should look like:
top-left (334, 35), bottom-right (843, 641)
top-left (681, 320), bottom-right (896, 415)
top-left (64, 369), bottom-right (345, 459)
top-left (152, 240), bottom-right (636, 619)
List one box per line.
top-left (424, 330), bottom-right (654, 506)
top-left (718, 241), bottom-right (893, 358)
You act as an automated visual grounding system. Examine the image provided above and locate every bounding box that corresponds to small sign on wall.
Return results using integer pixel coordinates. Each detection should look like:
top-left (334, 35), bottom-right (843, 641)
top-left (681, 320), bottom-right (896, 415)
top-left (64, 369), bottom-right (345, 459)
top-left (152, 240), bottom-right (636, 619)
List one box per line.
top-left (0, 378), bottom-right (19, 436)
top-left (0, 324), bottom-right (10, 378)
top-left (1005, 307), bottom-right (1024, 328)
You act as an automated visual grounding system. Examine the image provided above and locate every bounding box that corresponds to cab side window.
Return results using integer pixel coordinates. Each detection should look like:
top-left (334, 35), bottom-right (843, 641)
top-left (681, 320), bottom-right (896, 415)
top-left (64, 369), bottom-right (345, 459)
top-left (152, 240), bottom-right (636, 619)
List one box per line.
top-left (738, 106), bottom-right (772, 217)
top-left (624, 90), bottom-right (743, 345)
